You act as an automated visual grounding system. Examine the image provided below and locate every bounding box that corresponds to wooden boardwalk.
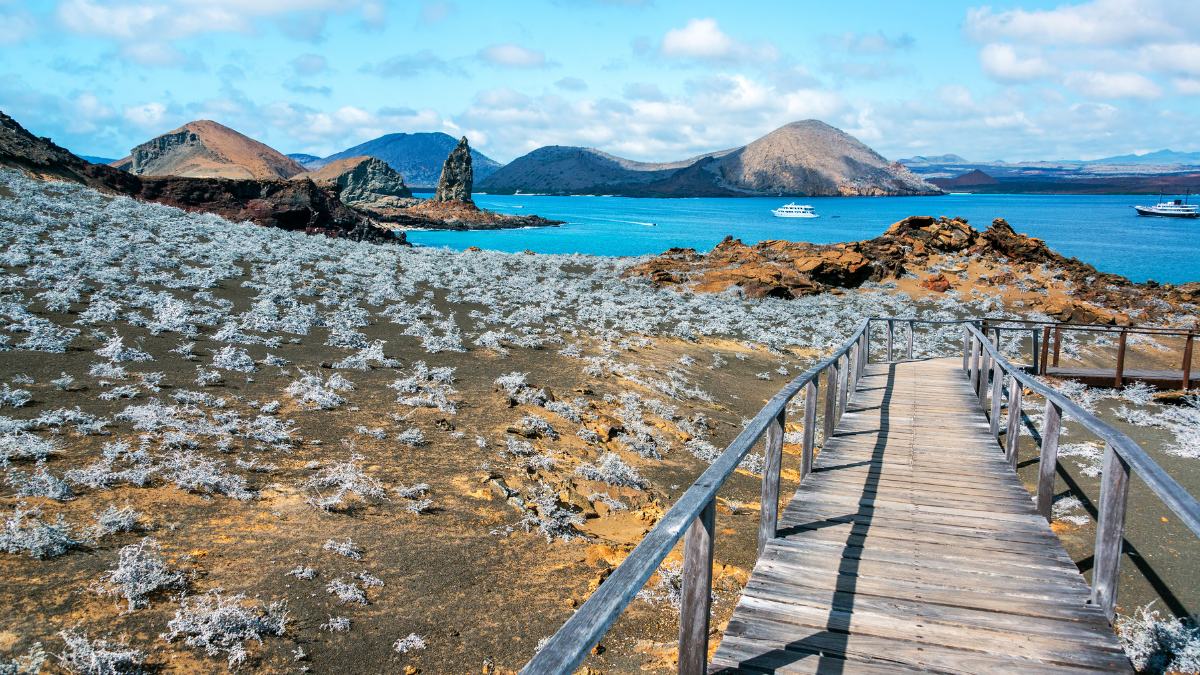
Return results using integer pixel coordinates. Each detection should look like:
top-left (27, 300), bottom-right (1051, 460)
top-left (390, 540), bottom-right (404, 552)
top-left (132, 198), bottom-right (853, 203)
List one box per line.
top-left (710, 357), bottom-right (1131, 673)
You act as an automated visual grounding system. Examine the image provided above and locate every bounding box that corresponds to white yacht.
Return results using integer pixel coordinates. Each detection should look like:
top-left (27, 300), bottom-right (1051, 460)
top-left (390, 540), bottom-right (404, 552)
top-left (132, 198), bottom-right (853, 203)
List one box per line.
top-left (772, 203), bottom-right (818, 218)
top-left (1134, 197), bottom-right (1198, 218)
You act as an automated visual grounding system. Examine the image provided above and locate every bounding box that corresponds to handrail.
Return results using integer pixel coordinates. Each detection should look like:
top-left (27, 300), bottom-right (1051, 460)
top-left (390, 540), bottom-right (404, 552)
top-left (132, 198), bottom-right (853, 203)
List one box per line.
top-left (880, 316), bottom-right (1200, 622)
top-left (964, 322), bottom-right (1200, 538)
top-left (522, 319), bottom-right (870, 674)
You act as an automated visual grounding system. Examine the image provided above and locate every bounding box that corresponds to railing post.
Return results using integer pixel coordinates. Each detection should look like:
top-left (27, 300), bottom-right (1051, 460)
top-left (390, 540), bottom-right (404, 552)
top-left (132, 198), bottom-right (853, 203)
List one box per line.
top-left (1032, 327), bottom-right (1040, 373)
top-left (989, 360), bottom-right (1004, 439)
top-left (837, 354), bottom-right (851, 422)
top-left (855, 335), bottom-right (865, 387)
top-left (1041, 326), bottom-right (1052, 375)
top-left (678, 499), bottom-right (715, 674)
top-left (962, 326), bottom-right (971, 372)
top-left (823, 362), bottom-right (839, 443)
top-left (970, 337), bottom-right (981, 390)
top-left (758, 410), bottom-right (784, 557)
top-left (1114, 329), bottom-right (1128, 388)
top-left (1090, 443), bottom-right (1130, 622)
top-left (906, 320), bottom-right (914, 361)
top-left (802, 379), bottom-right (817, 478)
top-left (1184, 333), bottom-right (1195, 390)
top-left (1004, 373), bottom-right (1022, 468)
top-left (1052, 325), bottom-right (1062, 368)
top-left (1036, 400), bottom-right (1062, 521)
top-left (978, 343), bottom-right (991, 404)
top-left (886, 319), bottom-right (894, 362)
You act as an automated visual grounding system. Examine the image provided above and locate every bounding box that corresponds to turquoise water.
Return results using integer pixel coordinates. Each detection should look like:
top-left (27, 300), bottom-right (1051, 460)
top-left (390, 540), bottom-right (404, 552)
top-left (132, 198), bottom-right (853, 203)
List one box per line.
top-left (406, 193), bottom-right (1200, 284)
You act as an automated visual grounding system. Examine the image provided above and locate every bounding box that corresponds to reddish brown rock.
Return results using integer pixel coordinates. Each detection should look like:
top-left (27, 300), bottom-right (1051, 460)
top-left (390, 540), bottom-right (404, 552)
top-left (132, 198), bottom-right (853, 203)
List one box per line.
top-left (920, 273), bottom-right (953, 292)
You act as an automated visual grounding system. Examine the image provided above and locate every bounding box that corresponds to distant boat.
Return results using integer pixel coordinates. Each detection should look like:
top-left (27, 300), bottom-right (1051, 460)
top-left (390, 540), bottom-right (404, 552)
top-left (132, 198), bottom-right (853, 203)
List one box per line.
top-left (772, 203), bottom-right (818, 218)
top-left (1134, 195), bottom-right (1198, 218)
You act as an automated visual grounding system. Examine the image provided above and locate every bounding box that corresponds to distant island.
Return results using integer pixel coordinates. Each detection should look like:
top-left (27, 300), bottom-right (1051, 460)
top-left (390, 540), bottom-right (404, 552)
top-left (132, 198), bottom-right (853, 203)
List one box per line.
top-left (900, 152), bottom-right (1200, 195)
top-left (480, 120), bottom-right (941, 198)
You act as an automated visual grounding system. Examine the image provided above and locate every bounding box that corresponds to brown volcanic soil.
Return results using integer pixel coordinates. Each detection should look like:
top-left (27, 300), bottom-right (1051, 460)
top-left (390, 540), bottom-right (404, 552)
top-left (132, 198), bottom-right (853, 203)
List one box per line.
top-left (0, 260), bottom-right (805, 673)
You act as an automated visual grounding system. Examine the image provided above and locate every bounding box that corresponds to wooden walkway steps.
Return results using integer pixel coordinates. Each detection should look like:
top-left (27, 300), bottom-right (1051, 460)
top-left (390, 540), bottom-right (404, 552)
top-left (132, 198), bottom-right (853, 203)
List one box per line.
top-left (710, 357), bottom-right (1131, 673)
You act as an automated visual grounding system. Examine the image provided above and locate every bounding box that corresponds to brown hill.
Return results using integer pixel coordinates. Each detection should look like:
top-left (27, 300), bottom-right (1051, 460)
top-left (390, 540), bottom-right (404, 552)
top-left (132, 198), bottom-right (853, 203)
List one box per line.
top-left (481, 120), bottom-right (940, 197)
top-left (0, 110), bottom-right (397, 243)
top-left (114, 120), bottom-right (306, 180)
top-left (716, 120), bottom-right (938, 196)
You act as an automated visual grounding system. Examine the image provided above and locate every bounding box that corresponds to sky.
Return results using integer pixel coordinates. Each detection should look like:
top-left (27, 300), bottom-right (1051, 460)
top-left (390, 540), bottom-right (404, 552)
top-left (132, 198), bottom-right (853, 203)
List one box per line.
top-left (2, 0), bottom-right (1198, 164)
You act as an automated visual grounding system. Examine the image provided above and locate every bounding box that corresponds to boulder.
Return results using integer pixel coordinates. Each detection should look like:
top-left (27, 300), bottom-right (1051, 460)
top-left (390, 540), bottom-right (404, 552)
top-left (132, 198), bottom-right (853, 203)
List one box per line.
top-left (920, 273), bottom-right (953, 292)
top-left (433, 136), bottom-right (474, 204)
top-left (293, 156), bottom-right (414, 211)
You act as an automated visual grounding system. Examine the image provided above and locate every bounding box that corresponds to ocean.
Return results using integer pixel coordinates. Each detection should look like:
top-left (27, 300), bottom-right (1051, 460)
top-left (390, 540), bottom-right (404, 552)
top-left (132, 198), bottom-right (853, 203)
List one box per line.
top-left (405, 193), bottom-right (1200, 284)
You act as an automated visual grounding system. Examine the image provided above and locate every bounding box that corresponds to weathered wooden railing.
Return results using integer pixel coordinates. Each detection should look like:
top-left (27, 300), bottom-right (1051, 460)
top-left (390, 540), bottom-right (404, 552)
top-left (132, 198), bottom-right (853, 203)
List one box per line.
top-left (521, 320), bottom-right (870, 674)
top-left (524, 316), bottom-right (1200, 673)
top-left (877, 316), bottom-right (1198, 387)
top-left (940, 318), bottom-right (1200, 621)
top-left (989, 317), bottom-right (1195, 388)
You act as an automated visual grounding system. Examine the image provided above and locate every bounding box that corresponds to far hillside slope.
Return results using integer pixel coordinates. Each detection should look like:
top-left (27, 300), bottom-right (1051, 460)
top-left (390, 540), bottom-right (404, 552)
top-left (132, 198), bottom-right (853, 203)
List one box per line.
top-left (113, 120), bottom-right (306, 180)
top-left (481, 120), bottom-right (941, 197)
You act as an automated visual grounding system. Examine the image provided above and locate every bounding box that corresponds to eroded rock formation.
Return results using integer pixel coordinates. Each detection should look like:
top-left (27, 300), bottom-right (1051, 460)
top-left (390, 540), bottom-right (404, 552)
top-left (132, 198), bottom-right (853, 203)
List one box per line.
top-left (293, 156), bottom-right (415, 210)
top-left (433, 136), bottom-right (473, 204)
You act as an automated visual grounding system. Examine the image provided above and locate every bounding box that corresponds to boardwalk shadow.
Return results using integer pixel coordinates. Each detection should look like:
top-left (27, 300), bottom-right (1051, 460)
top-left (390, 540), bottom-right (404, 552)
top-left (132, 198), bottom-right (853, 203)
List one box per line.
top-left (714, 363), bottom-right (896, 673)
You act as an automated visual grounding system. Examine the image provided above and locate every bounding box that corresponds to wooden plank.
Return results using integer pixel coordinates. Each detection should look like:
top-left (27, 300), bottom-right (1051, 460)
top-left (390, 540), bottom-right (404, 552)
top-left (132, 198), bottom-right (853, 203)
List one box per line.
top-left (679, 498), bottom-right (715, 674)
top-left (726, 596), bottom-right (1129, 670)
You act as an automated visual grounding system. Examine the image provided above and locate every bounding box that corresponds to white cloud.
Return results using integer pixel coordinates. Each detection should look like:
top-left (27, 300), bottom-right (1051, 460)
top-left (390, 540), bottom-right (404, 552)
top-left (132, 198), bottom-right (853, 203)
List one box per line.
top-left (54, 0), bottom-right (384, 61)
top-left (965, 0), bottom-right (1195, 47)
top-left (123, 102), bottom-right (167, 128)
top-left (1141, 43), bottom-right (1200, 76)
top-left (1064, 70), bottom-right (1162, 99)
top-left (978, 43), bottom-right (1053, 82)
top-left (1173, 78), bottom-right (1200, 95)
top-left (660, 18), bottom-right (776, 63)
top-left (477, 43), bottom-right (548, 68)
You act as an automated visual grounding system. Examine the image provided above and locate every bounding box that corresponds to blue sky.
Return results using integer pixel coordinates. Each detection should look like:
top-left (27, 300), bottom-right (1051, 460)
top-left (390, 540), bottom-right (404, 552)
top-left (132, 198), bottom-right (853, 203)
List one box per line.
top-left (2, 0), bottom-right (1198, 163)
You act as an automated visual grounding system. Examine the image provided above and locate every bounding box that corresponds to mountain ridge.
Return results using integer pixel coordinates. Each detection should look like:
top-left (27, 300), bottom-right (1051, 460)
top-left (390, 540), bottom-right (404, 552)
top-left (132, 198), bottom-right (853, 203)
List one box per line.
top-left (480, 120), bottom-right (940, 197)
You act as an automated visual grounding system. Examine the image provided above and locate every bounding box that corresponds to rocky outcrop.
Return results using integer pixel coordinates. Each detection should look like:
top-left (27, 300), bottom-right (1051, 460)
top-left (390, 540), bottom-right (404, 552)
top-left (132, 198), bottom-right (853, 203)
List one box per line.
top-left (0, 110), bottom-right (401, 244)
top-left (626, 215), bottom-right (1127, 302)
top-left (317, 132), bottom-right (502, 188)
top-left (114, 120), bottom-right (306, 180)
top-left (136, 176), bottom-right (400, 243)
top-left (293, 156), bottom-right (415, 210)
top-left (367, 199), bottom-right (562, 231)
top-left (433, 136), bottom-right (474, 204)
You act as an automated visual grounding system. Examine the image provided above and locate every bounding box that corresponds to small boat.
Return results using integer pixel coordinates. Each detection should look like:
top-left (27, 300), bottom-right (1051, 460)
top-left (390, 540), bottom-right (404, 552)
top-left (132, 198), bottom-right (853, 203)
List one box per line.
top-left (772, 203), bottom-right (818, 218)
top-left (1134, 195), bottom-right (1198, 218)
